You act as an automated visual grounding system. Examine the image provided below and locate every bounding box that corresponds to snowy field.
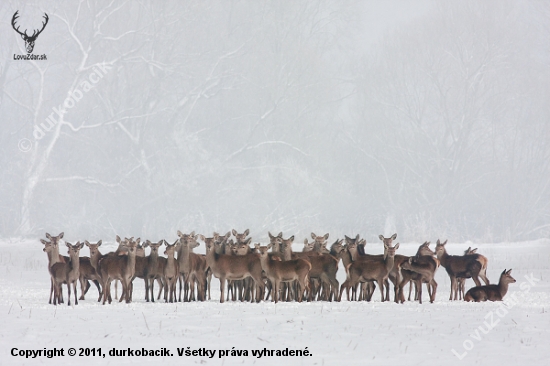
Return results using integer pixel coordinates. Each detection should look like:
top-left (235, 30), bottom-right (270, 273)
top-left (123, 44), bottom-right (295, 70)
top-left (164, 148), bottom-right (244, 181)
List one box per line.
top-left (0, 239), bottom-right (549, 366)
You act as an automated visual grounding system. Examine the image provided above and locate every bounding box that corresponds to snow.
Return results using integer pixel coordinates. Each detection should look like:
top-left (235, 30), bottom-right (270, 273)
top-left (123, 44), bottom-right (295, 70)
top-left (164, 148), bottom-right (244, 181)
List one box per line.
top-left (1, 239), bottom-right (549, 365)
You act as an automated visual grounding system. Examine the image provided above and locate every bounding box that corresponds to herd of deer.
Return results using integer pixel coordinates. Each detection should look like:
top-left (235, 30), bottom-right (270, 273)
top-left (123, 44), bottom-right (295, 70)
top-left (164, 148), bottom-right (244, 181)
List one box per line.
top-left (39, 230), bottom-right (516, 306)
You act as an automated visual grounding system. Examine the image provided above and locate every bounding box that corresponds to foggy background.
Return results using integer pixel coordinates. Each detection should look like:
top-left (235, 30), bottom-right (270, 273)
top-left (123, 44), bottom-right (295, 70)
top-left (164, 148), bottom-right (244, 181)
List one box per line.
top-left (1, 0), bottom-right (549, 243)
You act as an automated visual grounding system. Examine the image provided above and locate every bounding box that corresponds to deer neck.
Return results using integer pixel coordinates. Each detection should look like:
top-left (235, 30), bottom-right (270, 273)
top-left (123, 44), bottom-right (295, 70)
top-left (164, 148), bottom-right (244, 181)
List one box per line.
top-left (436, 249), bottom-right (448, 265)
top-left (498, 278), bottom-right (510, 298)
top-left (90, 250), bottom-right (103, 269)
top-left (178, 245), bottom-right (191, 271)
top-left (46, 249), bottom-right (58, 269)
top-left (348, 247), bottom-right (359, 261)
top-left (126, 250), bottom-right (137, 276)
top-left (148, 250), bottom-right (159, 267)
top-left (259, 255), bottom-right (271, 271)
top-left (69, 252), bottom-right (80, 276)
top-left (384, 255), bottom-right (395, 273)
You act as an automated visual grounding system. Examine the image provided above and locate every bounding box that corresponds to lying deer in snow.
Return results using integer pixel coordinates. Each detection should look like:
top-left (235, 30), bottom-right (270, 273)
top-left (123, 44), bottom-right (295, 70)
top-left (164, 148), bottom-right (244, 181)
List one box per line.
top-left (464, 269), bottom-right (515, 302)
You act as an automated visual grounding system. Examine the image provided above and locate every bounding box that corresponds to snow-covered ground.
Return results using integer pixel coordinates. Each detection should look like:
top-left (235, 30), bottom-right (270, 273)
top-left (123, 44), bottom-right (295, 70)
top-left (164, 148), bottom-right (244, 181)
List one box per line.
top-left (0, 239), bottom-right (549, 365)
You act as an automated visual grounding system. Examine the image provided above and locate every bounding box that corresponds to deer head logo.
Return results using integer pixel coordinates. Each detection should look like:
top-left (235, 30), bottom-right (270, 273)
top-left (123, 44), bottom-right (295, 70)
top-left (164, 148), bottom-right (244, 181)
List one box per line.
top-left (12, 11), bottom-right (49, 54)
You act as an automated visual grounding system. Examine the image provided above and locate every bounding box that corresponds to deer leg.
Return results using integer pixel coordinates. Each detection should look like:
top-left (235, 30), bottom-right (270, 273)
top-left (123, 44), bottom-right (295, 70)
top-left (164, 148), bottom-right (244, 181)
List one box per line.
top-left (49, 278), bottom-right (54, 304)
top-left (79, 276), bottom-right (86, 300)
top-left (218, 277), bottom-right (226, 303)
top-left (430, 280), bottom-right (437, 303)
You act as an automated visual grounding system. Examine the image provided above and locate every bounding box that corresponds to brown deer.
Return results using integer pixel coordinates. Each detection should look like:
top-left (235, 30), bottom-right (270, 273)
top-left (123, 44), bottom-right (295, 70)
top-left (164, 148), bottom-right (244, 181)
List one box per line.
top-left (176, 231), bottom-right (207, 302)
top-left (397, 242), bottom-right (439, 304)
top-left (164, 240), bottom-right (180, 303)
top-left (143, 240), bottom-right (165, 302)
top-left (41, 232), bottom-right (68, 303)
top-left (256, 244), bottom-right (311, 303)
top-left (203, 232), bottom-right (231, 300)
top-left (310, 233), bottom-right (329, 252)
top-left (457, 247), bottom-right (477, 300)
top-left (465, 269), bottom-right (515, 302)
top-left (98, 237), bottom-right (139, 304)
top-left (232, 229), bottom-right (250, 243)
top-left (339, 242), bottom-right (399, 302)
top-left (435, 240), bottom-right (490, 300)
top-left (49, 242), bottom-right (84, 306)
top-left (203, 235), bottom-right (265, 303)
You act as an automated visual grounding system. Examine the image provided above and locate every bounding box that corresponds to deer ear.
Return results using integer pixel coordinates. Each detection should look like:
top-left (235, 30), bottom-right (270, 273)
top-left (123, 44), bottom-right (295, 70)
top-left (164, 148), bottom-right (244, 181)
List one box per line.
top-left (324, 233), bottom-right (329, 240)
top-left (391, 233), bottom-right (397, 240)
top-left (58, 232), bottom-right (64, 239)
top-left (507, 269), bottom-right (512, 274)
top-left (199, 234), bottom-right (205, 241)
top-left (442, 240), bottom-right (448, 245)
top-left (394, 243), bottom-right (400, 250)
top-left (304, 239), bottom-right (308, 244)
top-left (244, 229), bottom-right (250, 236)
top-left (378, 235), bottom-right (384, 241)
top-left (268, 232), bottom-right (274, 239)
top-left (97, 240), bottom-right (102, 246)
top-left (311, 233), bottom-right (316, 239)
top-left (116, 235), bottom-right (121, 243)
top-left (177, 230), bottom-right (184, 237)
top-left (267, 243), bottom-right (273, 250)
top-left (45, 233), bottom-right (52, 240)
top-left (232, 229), bottom-right (238, 236)
top-left (289, 235), bottom-right (294, 242)
top-left (189, 231), bottom-right (195, 237)
top-left (245, 237), bottom-right (252, 245)
top-left (254, 243), bottom-right (260, 249)
top-left (502, 269), bottom-right (507, 275)
top-left (277, 232), bottom-right (282, 238)
top-left (135, 238), bottom-right (141, 245)
top-left (40, 239), bottom-right (49, 245)
top-left (225, 232), bottom-right (231, 238)
top-left (66, 242), bottom-right (71, 248)
top-left (355, 234), bottom-right (359, 241)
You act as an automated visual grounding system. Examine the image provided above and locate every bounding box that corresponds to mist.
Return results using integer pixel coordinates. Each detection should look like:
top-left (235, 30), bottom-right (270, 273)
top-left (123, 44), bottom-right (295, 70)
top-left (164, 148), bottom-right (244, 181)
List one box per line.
top-left (2, 0), bottom-right (549, 243)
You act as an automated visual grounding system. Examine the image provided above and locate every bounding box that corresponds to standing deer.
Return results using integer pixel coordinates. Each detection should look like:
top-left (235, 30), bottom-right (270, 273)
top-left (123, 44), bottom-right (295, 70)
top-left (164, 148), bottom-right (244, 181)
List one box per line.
top-left (397, 243), bottom-right (439, 304)
top-left (339, 242), bottom-right (399, 302)
top-left (164, 240), bottom-right (180, 303)
top-left (50, 242), bottom-right (84, 306)
top-left (457, 247), bottom-right (478, 300)
top-left (256, 244), bottom-right (311, 303)
top-left (435, 240), bottom-right (490, 300)
top-left (203, 236), bottom-right (265, 303)
top-left (176, 231), bottom-right (207, 302)
top-left (143, 240), bottom-right (165, 302)
top-left (98, 237), bottom-right (139, 304)
top-left (465, 269), bottom-right (515, 302)
top-left (41, 232), bottom-right (67, 304)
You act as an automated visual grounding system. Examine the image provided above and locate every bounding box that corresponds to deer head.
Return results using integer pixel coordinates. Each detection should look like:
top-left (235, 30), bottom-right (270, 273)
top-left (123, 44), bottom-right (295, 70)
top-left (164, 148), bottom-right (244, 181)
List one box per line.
top-left (12, 11), bottom-right (49, 54)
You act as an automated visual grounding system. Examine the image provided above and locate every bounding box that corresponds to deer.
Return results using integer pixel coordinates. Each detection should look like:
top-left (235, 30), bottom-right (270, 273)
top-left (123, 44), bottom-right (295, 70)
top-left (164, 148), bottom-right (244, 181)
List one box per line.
top-left (282, 237), bottom-right (340, 302)
top-left (11, 11), bottom-right (48, 53)
top-left (310, 233), bottom-right (330, 252)
top-left (98, 237), bottom-right (139, 304)
top-left (457, 247), bottom-right (478, 300)
top-left (49, 242), bottom-right (84, 306)
top-left (203, 235), bottom-right (265, 303)
top-left (143, 240), bottom-right (165, 302)
top-left (339, 242), bottom-right (399, 302)
top-left (176, 231), bottom-right (207, 302)
top-left (164, 240), bottom-right (180, 303)
top-left (465, 269), bottom-right (515, 302)
top-left (256, 244), bottom-right (311, 303)
top-left (40, 232), bottom-right (67, 304)
top-left (397, 242), bottom-right (439, 304)
top-left (435, 240), bottom-right (490, 301)
top-left (126, 241), bottom-right (148, 302)
top-left (232, 229), bottom-right (250, 244)
top-left (203, 232), bottom-right (231, 300)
